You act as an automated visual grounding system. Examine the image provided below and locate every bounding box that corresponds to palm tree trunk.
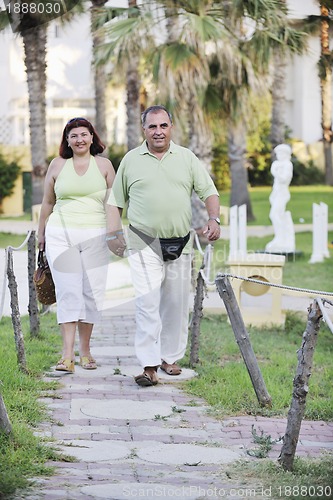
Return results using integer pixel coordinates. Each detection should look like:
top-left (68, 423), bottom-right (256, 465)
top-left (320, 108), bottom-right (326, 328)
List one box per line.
top-left (126, 57), bottom-right (141, 150)
top-left (320, 4), bottom-right (333, 185)
top-left (270, 50), bottom-right (287, 150)
top-left (228, 121), bottom-right (255, 221)
top-left (126, 0), bottom-right (141, 151)
top-left (188, 99), bottom-right (214, 230)
top-left (22, 25), bottom-right (48, 205)
top-left (188, 106), bottom-right (213, 174)
top-left (91, 0), bottom-right (108, 147)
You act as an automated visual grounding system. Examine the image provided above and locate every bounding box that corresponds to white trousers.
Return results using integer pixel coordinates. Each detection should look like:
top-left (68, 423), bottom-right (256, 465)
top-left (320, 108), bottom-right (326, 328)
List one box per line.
top-left (128, 247), bottom-right (192, 369)
top-left (45, 226), bottom-right (109, 325)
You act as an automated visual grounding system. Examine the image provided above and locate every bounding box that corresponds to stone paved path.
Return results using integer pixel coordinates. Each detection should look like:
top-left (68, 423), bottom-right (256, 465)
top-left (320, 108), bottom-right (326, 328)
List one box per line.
top-left (14, 309), bottom-right (333, 500)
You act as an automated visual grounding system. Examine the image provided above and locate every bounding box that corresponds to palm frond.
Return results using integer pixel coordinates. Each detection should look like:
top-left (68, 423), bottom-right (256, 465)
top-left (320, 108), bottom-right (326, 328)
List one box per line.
top-left (232, 0), bottom-right (287, 22)
top-left (91, 6), bottom-right (122, 31)
top-left (0, 10), bottom-right (10, 30)
top-left (185, 12), bottom-right (222, 41)
top-left (281, 25), bottom-right (309, 54)
top-left (161, 43), bottom-right (199, 71)
top-left (56, 1), bottom-right (87, 26)
top-left (99, 12), bottom-right (155, 65)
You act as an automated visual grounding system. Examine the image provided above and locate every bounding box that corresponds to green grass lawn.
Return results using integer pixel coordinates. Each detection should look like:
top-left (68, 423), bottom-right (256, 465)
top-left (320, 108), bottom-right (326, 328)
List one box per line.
top-left (219, 185), bottom-right (333, 225)
top-left (183, 312), bottom-right (333, 421)
top-left (0, 314), bottom-right (65, 497)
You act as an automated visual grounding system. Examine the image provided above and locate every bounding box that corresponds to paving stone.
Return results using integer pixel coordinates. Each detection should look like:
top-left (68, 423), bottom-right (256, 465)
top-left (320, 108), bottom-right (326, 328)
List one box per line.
top-left (70, 398), bottom-right (174, 420)
top-left (299, 439), bottom-right (333, 449)
top-left (135, 442), bottom-right (243, 465)
top-left (57, 440), bottom-right (131, 462)
top-left (80, 482), bottom-right (200, 499)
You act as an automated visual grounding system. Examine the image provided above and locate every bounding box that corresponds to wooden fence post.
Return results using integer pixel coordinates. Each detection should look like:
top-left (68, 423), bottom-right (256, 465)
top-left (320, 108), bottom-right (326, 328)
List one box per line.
top-left (190, 269), bottom-right (205, 367)
top-left (0, 387), bottom-right (12, 434)
top-left (27, 231), bottom-right (40, 337)
top-left (6, 248), bottom-right (28, 374)
top-left (215, 274), bottom-right (272, 407)
top-left (279, 300), bottom-right (322, 471)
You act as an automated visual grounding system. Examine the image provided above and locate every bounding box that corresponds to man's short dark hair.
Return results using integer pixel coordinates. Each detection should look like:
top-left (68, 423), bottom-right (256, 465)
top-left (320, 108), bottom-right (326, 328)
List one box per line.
top-left (141, 105), bottom-right (173, 127)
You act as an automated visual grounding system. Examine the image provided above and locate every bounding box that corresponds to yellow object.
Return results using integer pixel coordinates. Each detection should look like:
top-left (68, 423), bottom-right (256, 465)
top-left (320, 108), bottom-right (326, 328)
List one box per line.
top-left (55, 358), bottom-right (75, 373)
top-left (32, 204), bottom-right (42, 223)
top-left (241, 275), bottom-right (269, 296)
top-left (220, 205), bottom-right (229, 225)
top-left (226, 253), bottom-right (286, 326)
top-left (1, 175), bottom-right (24, 216)
top-left (80, 356), bottom-right (97, 370)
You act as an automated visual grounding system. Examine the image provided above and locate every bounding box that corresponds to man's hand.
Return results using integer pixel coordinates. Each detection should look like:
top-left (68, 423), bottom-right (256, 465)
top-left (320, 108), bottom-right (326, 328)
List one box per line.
top-left (202, 220), bottom-right (221, 242)
top-left (106, 231), bottom-right (127, 257)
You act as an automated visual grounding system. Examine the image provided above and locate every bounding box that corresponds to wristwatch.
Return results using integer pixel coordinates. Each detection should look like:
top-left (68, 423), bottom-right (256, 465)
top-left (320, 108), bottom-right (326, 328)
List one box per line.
top-left (208, 217), bottom-right (221, 225)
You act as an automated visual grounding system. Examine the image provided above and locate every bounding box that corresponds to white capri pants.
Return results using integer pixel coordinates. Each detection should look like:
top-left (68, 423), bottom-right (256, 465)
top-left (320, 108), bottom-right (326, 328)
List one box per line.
top-left (45, 225), bottom-right (109, 325)
top-left (128, 246), bottom-right (192, 369)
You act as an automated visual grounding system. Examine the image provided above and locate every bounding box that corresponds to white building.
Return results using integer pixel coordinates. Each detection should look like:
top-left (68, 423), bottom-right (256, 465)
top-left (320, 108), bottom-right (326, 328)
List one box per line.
top-left (286, 0), bottom-right (323, 145)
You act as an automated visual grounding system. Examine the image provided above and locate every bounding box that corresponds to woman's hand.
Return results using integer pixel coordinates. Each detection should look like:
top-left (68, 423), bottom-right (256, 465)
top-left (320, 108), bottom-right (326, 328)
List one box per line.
top-left (37, 234), bottom-right (46, 251)
top-left (106, 231), bottom-right (127, 257)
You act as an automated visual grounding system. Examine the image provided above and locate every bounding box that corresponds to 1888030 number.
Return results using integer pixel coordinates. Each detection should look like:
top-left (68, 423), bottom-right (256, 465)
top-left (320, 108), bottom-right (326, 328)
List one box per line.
top-left (7, 1), bottom-right (61, 14)
top-left (278, 485), bottom-right (332, 497)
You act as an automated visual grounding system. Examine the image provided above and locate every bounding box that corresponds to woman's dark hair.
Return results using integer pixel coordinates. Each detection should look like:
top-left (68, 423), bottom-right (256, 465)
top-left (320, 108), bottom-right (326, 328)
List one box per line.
top-left (59, 118), bottom-right (106, 158)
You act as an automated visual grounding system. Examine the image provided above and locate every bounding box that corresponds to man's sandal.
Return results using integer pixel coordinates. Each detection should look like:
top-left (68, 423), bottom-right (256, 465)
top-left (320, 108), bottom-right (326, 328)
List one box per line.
top-left (160, 361), bottom-right (182, 376)
top-left (55, 358), bottom-right (75, 373)
top-left (135, 367), bottom-right (159, 387)
top-left (80, 356), bottom-right (97, 370)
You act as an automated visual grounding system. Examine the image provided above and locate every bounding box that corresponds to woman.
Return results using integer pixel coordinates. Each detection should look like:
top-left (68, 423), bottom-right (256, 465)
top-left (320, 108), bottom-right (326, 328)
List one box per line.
top-left (38, 117), bottom-right (115, 373)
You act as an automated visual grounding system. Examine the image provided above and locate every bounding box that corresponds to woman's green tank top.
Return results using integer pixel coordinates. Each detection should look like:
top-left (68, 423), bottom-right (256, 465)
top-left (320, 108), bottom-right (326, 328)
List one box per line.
top-left (48, 156), bottom-right (107, 228)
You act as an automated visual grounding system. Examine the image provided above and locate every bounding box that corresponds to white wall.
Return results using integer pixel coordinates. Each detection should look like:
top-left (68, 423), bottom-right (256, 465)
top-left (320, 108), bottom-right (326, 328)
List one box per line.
top-left (285, 0), bottom-right (325, 144)
top-left (287, 0), bottom-right (319, 19)
top-left (285, 37), bottom-right (322, 143)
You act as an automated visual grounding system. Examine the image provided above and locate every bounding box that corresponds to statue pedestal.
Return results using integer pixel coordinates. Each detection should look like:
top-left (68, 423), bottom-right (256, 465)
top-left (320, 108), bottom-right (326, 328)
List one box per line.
top-left (226, 253), bottom-right (286, 326)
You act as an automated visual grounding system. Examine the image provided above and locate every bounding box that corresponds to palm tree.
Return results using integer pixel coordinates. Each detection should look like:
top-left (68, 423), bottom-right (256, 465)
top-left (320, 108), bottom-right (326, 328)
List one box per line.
top-left (95, 0), bottom-right (308, 220)
top-left (152, 1), bottom-right (218, 228)
top-left (93, 3), bottom-right (149, 150)
top-left (22, 23), bottom-right (48, 204)
top-left (0, 7), bottom-right (48, 204)
top-left (152, 0), bottom-right (308, 220)
top-left (126, 0), bottom-right (142, 150)
top-left (91, 0), bottom-right (109, 145)
top-left (211, 0), bottom-right (308, 217)
top-left (318, 2), bottom-right (333, 184)
top-left (0, 0), bottom-right (82, 205)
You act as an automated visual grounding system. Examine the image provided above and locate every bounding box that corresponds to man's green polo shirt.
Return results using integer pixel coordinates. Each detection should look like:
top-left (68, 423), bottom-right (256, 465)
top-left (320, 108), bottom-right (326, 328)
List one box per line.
top-left (108, 140), bottom-right (218, 244)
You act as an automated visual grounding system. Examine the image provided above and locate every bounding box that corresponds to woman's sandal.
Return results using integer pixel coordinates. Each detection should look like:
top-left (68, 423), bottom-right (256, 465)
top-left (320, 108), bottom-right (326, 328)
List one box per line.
top-left (80, 355), bottom-right (97, 370)
top-left (55, 358), bottom-right (75, 373)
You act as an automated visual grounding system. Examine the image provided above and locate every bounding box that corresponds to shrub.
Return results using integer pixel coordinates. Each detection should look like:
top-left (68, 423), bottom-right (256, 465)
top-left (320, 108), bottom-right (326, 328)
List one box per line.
top-left (0, 151), bottom-right (21, 210)
top-left (212, 143), bottom-right (231, 191)
top-left (291, 157), bottom-right (325, 185)
top-left (107, 144), bottom-right (127, 172)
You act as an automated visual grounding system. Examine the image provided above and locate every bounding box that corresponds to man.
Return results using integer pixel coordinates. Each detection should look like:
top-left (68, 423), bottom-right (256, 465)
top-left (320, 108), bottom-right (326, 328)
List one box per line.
top-left (107, 105), bottom-right (220, 387)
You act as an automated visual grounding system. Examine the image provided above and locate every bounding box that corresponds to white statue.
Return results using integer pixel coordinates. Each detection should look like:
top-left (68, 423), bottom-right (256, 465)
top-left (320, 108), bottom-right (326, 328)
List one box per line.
top-left (265, 144), bottom-right (295, 253)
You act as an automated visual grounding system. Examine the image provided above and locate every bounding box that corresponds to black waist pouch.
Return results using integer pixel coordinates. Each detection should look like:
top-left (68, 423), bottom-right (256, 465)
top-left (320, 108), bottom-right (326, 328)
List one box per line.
top-left (129, 225), bottom-right (190, 261)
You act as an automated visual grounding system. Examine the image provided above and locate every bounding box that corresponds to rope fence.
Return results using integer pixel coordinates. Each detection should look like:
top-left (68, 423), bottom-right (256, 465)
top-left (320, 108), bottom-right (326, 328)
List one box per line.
top-left (192, 236), bottom-right (333, 336)
top-left (0, 230), bottom-right (32, 321)
top-left (219, 272), bottom-right (333, 298)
